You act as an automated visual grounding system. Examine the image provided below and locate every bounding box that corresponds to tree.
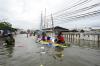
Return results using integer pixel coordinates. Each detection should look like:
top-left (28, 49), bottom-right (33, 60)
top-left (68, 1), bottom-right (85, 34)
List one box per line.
top-left (0, 21), bottom-right (18, 32)
top-left (0, 22), bottom-right (12, 30)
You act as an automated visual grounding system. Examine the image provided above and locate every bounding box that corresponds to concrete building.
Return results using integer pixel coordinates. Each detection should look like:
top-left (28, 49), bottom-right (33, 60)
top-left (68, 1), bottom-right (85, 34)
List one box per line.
top-left (42, 26), bottom-right (100, 41)
top-left (80, 32), bottom-right (100, 41)
top-left (63, 31), bottom-right (100, 42)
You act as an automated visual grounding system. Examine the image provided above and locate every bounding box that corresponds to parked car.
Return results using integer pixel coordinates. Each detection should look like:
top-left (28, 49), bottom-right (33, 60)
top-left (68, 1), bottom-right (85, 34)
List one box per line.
top-left (0, 30), bottom-right (3, 37)
top-left (2, 29), bottom-right (15, 45)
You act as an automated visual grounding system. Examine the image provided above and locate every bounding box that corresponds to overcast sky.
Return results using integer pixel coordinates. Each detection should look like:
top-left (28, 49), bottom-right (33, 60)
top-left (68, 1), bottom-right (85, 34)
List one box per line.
top-left (0, 0), bottom-right (100, 30)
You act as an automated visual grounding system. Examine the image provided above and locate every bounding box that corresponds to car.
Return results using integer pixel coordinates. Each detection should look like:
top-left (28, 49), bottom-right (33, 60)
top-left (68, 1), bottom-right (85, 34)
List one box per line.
top-left (0, 30), bottom-right (3, 37)
top-left (1, 29), bottom-right (15, 45)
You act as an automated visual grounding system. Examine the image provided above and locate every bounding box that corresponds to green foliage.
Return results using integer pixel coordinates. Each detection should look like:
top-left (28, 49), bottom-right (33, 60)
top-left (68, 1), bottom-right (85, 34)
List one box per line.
top-left (0, 21), bottom-right (18, 32)
top-left (0, 22), bottom-right (12, 30)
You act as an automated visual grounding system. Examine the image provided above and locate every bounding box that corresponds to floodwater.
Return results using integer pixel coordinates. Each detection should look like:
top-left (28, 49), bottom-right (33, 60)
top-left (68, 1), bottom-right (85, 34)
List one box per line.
top-left (0, 34), bottom-right (100, 66)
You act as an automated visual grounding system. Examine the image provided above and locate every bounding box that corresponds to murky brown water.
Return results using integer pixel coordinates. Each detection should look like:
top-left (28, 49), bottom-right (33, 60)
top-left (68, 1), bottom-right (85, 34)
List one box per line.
top-left (67, 39), bottom-right (100, 50)
top-left (0, 34), bottom-right (100, 66)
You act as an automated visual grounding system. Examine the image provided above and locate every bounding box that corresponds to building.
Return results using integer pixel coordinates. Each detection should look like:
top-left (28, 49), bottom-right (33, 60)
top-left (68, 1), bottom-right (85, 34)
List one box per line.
top-left (42, 26), bottom-right (69, 33)
top-left (80, 32), bottom-right (100, 41)
top-left (42, 26), bottom-right (100, 41)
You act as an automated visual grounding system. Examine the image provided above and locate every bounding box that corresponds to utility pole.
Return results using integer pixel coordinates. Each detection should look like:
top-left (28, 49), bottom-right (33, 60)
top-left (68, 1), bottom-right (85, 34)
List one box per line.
top-left (44, 8), bottom-right (48, 29)
top-left (40, 12), bottom-right (43, 30)
top-left (51, 13), bottom-right (54, 33)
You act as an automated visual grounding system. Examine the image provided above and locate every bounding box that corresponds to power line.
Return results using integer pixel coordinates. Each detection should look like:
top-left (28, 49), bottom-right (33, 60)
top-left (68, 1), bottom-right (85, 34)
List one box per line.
top-left (60, 10), bottom-right (100, 19)
top-left (47, 0), bottom-right (93, 21)
top-left (54, 10), bottom-right (100, 24)
top-left (47, 9), bottom-right (100, 25)
top-left (48, 10), bottom-right (100, 23)
top-left (47, 0), bottom-right (92, 17)
top-left (46, 0), bottom-right (99, 27)
top-left (55, 2), bottom-right (100, 18)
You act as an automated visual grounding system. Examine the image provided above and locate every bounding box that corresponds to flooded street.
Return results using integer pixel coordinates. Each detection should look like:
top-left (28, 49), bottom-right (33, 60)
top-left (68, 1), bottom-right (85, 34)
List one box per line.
top-left (0, 34), bottom-right (100, 66)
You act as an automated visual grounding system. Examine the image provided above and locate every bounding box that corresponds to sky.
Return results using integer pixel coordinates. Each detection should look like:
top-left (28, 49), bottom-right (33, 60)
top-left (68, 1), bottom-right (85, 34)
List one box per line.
top-left (0, 0), bottom-right (100, 30)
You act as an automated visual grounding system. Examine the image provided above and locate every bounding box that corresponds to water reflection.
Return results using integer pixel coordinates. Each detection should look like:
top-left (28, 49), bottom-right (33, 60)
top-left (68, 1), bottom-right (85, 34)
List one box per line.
top-left (66, 39), bottom-right (100, 50)
top-left (53, 47), bottom-right (64, 61)
top-left (4, 44), bottom-right (15, 57)
top-left (76, 40), bottom-right (100, 49)
top-left (0, 43), bottom-right (14, 66)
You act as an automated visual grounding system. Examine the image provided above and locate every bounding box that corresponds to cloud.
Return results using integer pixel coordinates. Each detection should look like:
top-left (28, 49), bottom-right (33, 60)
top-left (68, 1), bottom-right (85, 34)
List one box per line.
top-left (0, 0), bottom-right (42, 29)
top-left (0, 0), bottom-right (66, 29)
top-left (0, 0), bottom-right (100, 30)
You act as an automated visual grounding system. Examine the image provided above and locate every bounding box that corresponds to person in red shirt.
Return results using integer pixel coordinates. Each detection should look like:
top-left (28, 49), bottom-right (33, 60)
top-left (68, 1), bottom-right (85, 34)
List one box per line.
top-left (55, 32), bottom-right (65, 44)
